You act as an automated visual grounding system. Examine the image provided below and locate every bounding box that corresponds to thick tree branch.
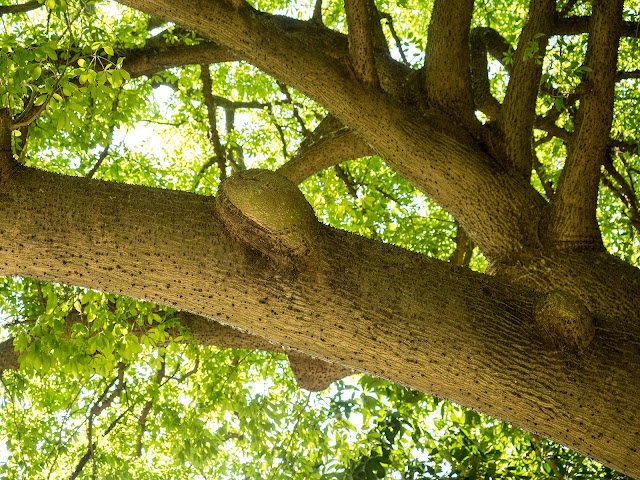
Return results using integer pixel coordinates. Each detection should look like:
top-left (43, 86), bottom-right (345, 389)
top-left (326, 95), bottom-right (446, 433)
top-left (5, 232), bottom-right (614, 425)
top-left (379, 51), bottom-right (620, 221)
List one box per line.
top-left (277, 115), bottom-right (373, 185)
top-left (343, 0), bottom-right (388, 86)
top-left (423, 0), bottom-right (475, 121)
top-left (0, 0), bottom-right (42, 15)
top-left (545, 0), bottom-right (623, 249)
top-left (553, 15), bottom-right (640, 38)
top-left (0, 308), bottom-right (350, 391)
top-left (115, 0), bottom-right (547, 261)
top-left (123, 42), bottom-right (240, 79)
top-left (0, 165), bottom-right (639, 474)
top-left (498, 0), bottom-right (555, 178)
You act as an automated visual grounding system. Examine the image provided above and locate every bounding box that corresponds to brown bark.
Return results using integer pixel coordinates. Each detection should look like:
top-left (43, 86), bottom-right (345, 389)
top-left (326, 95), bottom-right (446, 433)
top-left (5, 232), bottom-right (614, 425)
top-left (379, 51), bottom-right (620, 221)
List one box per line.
top-left (545, 0), bottom-right (623, 249)
top-left (114, 0), bottom-right (546, 263)
top-left (423, 0), bottom-right (475, 121)
top-left (277, 115), bottom-right (373, 184)
top-left (0, 156), bottom-right (639, 475)
top-left (343, 0), bottom-right (387, 86)
top-left (497, 0), bottom-right (555, 178)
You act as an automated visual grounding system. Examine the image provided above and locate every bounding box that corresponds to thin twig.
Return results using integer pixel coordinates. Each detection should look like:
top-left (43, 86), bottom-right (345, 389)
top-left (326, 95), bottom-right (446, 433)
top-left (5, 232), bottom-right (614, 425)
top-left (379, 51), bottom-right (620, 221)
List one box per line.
top-left (277, 82), bottom-right (310, 137)
top-left (200, 65), bottom-right (227, 180)
top-left (380, 13), bottom-right (409, 65)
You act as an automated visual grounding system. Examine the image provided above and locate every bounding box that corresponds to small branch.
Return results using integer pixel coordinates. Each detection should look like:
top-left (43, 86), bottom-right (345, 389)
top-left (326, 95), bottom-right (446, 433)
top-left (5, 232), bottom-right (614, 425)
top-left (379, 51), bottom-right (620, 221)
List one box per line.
top-left (423, 0), bottom-right (475, 120)
top-left (200, 65), bottom-right (227, 180)
top-left (136, 358), bottom-right (165, 456)
top-left (0, 0), bottom-right (42, 15)
top-left (311, 0), bottom-right (323, 24)
top-left (334, 164), bottom-right (359, 198)
top-left (533, 153), bottom-right (555, 199)
top-left (70, 364), bottom-right (126, 480)
top-left (343, 0), bottom-right (387, 86)
top-left (498, 0), bottom-right (555, 178)
top-left (176, 354), bottom-right (200, 383)
top-left (277, 82), bottom-right (310, 137)
top-left (616, 70), bottom-right (640, 81)
top-left (546, 0), bottom-right (623, 249)
top-left (192, 156), bottom-right (218, 190)
top-left (277, 115), bottom-right (373, 185)
top-left (379, 13), bottom-right (409, 65)
top-left (553, 16), bottom-right (640, 38)
top-left (602, 152), bottom-right (640, 232)
top-left (87, 97), bottom-right (120, 179)
top-left (469, 28), bottom-right (504, 121)
top-left (450, 223), bottom-right (474, 267)
top-left (268, 106), bottom-right (289, 160)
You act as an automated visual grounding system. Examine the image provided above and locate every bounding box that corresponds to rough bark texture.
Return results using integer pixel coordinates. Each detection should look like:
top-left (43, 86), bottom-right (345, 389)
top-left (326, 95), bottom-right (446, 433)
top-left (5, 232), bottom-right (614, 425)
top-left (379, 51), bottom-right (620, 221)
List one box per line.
top-left (0, 158), bottom-right (639, 475)
top-left (2, 0), bottom-right (640, 476)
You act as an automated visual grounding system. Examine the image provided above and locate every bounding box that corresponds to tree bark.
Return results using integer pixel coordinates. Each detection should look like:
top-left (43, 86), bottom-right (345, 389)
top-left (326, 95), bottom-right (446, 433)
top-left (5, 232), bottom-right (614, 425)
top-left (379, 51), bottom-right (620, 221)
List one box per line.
top-left (0, 158), bottom-right (639, 476)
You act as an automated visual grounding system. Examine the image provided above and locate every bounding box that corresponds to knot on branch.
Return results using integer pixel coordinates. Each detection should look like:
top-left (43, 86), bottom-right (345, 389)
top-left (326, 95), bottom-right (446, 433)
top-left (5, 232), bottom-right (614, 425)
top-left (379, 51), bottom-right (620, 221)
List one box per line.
top-left (287, 351), bottom-right (352, 391)
top-left (534, 290), bottom-right (595, 357)
top-left (216, 169), bottom-right (320, 260)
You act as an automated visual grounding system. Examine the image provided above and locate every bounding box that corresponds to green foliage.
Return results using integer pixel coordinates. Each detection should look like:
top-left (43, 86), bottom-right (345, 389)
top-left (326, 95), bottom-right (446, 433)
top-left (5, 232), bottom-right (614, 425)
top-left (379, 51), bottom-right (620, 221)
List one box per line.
top-left (0, 0), bottom-right (637, 478)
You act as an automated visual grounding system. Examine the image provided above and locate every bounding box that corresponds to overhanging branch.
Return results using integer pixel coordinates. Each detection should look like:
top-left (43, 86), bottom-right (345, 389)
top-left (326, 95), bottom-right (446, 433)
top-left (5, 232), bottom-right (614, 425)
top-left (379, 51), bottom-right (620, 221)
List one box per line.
top-left (422, 0), bottom-right (475, 121)
top-left (0, 165), bottom-right (638, 475)
top-left (545, 0), bottom-right (623, 249)
top-left (498, 0), bottom-right (555, 178)
top-left (277, 115), bottom-right (373, 184)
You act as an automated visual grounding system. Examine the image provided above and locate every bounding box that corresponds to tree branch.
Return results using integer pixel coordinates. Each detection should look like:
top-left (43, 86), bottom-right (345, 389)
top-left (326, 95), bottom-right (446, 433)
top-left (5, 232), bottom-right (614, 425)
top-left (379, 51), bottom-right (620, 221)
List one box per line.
top-left (423, 0), bottom-right (475, 121)
top-left (469, 28), bottom-right (504, 121)
top-left (0, 165), bottom-right (639, 473)
top-left (343, 0), bottom-right (388, 86)
top-left (200, 65), bottom-right (227, 180)
top-left (498, 0), bottom-right (555, 178)
top-left (545, 0), bottom-right (623, 249)
top-left (277, 115), bottom-right (373, 185)
top-left (553, 15), bottom-right (640, 38)
top-left (0, 0), bottom-right (42, 15)
top-left (616, 70), bottom-right (640, 81)
top-left (123, 42), bottom-right (240, 79)
top-left (136, 358), bottom-right (165, 456)
top-left (114, 0), bottom-right (548, 261)
top-left (0, 307), bottom-right (351, 391)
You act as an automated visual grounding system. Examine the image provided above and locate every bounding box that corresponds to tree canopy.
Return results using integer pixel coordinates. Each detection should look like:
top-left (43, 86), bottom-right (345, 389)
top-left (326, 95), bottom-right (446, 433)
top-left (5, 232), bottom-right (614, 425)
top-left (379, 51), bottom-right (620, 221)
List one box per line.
top-left (0, 0), bottom-right (639, 478)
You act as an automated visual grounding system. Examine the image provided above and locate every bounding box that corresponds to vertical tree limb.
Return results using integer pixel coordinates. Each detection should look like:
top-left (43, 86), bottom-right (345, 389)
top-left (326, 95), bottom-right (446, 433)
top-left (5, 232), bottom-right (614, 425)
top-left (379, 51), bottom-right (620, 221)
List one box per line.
top-left (498, 0), bottom-right (555, 178)
top-left (200, 64), bottom-right (227, 180)
top-left (469, 28), bottom-right (504, 121)
top-left (423, 0), bottom-right (475, 121)
top-left (545, 0), bottom-right (623, 249)
top-left (343, 0), bottom-right (388, 86)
